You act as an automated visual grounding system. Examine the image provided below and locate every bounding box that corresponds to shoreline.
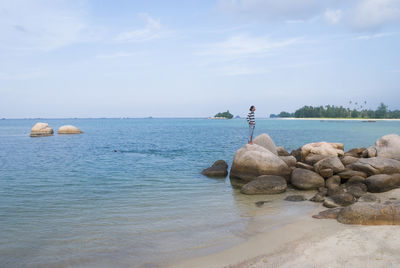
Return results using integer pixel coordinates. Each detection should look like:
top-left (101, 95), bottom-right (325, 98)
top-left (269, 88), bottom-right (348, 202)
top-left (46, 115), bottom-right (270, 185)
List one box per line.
top-left (170, 189), bottom-right (400, 268)
top-left (276, 117), bottom-right (400, 121)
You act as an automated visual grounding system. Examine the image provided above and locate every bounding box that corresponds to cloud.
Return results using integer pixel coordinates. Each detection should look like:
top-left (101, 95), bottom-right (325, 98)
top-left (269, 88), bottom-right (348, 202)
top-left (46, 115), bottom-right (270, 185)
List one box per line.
top-left (324, 9), bottom-right (343, 25)
top-left (0, 0), bottom-right (88, 51)
top-left (349, 0), bottom-right (400, 30)
top-left (199, 34), bottom-right (301, 59)
top-left (116, 13), bottom-right (172, 43)
top-left (355, 32), bottom-right (396, 40)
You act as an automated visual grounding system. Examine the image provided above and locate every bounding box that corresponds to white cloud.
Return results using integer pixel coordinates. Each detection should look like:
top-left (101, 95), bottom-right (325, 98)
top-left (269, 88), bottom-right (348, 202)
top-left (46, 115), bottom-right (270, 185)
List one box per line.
top-left (324, 9), bottom-right (343, 25)
top-left (116, 13), bottom-right (172, 43)
top-left (0, 0), bottom-right (88, 51)
top-left (350, 0), bottom-right (400, 30)
top-left (199, 34), bottom-right (301, 59)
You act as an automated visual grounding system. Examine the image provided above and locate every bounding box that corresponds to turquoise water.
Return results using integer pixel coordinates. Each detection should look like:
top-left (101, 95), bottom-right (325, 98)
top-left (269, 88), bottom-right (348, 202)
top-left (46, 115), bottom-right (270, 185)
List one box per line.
top-left (0, 118), bottom-right (399, 267)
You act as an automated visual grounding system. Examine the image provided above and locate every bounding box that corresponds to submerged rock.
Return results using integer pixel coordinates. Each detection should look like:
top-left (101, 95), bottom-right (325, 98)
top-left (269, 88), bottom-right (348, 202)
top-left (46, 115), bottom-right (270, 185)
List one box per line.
top-left (255, 201), bottom-right (270, 207)
top-left (201, 160), bottom-right (228, 177)
top-left (290, 168), bottom-right (325, 190)
top-left (313, 208), bottom-right (343, 219)
top-left (240, 175), bottom-right (287, 195)
top-left (337, 202), bottom-right (400, 225)
top-left (253, 133), bottom-right (277, 155)
top-left (284, 195), bottom-right (307, 202)
top-left (30, 122), bottom-right (54, 137)
top-left (58, 125), bottom-right (83, 134)
top-left (230, 144), bottom-right (291, 182)
top-left (365, 174), bottom-right (400, 193)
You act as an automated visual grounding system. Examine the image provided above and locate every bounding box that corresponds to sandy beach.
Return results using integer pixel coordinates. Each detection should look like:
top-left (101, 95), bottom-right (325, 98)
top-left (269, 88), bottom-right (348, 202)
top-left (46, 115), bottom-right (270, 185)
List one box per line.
top-left (171, 189), bottom-right (400, 268)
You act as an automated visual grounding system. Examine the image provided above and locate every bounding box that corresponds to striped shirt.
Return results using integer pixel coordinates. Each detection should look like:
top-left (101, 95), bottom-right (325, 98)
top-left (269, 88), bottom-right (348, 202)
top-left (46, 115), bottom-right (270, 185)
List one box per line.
top-left (246, 111), bottom-right (255, 125)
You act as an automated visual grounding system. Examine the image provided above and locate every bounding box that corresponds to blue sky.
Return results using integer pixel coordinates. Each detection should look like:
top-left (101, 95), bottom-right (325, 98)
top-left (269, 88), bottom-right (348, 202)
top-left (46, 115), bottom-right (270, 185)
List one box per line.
top-left (1, 0), bottom-right (400, 118)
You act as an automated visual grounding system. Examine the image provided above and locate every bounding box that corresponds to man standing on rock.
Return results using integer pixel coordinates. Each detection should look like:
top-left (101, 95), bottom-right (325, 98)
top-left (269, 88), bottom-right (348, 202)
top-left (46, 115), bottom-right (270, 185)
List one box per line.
top-left (247, 105), bottom-right (256, 144)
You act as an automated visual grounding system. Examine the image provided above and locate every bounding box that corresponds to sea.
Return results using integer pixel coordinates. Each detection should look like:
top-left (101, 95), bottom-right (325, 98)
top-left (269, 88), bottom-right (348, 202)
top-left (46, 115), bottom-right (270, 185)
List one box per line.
top-left (1, 118), bottom-right (399, 268)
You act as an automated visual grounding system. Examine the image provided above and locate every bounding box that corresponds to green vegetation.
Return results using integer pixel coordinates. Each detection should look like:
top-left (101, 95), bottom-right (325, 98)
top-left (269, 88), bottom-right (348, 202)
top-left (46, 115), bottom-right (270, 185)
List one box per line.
top-left (272, 102), bottom-right (400, 119)
top-left (214, 110), bottom-right (233, 119)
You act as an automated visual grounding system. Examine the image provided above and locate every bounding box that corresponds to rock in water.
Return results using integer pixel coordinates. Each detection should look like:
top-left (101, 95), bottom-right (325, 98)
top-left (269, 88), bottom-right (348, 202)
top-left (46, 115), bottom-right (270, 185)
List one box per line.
top-left (30, 122), bottom-right (54, 137)
top-left (290, 168), bottom-right (325, 190)
top-left (240, 175), bottom-right (287, 195)
top-left (337, 202), bottom-right (400, 225)
top-left (230, 144), bottom-right (291, 182)
top-left (284, 195), bottom-right (307, 202)
top-left (365, 174), bottom-right (400, 193)
top-left (58, 125), bottom-right (83, 134)
top-left (201, 160), bottom-right (228, 177)
top-left (253, 133), bottom-right (277, 155)
top-left (369, 134), bottom-right (400, 161)
top-left (314, 156), bottom-right (345, 174)
top-left (313, 208), bottom-right (343, 219)
top-left (349, 157), bottom-right (400, 176)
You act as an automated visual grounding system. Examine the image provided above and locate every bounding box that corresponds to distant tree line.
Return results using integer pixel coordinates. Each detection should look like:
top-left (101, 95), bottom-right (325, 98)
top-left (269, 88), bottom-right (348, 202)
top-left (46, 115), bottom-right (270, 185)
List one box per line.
top-left (271, 103), bottom-right (400, 119)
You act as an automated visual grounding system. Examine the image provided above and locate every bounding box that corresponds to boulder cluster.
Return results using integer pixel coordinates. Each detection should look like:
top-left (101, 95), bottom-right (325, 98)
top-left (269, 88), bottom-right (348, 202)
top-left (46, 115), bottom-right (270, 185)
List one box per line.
top-left (30, 122), bottom-right (83, 137)
top-left (202, 133), bottom-right (400, 225)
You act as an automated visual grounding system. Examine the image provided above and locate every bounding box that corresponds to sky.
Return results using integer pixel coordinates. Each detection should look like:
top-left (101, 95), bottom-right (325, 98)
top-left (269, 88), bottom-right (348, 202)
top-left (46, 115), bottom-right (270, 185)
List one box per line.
top-left (0, 0), bottom-right (400, 118)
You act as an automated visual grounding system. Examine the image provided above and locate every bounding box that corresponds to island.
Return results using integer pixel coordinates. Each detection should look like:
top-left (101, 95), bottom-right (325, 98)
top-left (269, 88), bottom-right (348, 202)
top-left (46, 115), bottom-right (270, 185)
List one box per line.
top-left (211, 110), bottom-right (234, 119)
top-left (271, 102), bottom-right (400, 119)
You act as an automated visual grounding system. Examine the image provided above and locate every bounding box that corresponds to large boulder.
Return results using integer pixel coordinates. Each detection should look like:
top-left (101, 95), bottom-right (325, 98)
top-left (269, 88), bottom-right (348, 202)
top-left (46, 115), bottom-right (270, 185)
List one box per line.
top-left (253, 134), bottom-right (277, 155)
top-left (301, 142), bottom-right (344, 163)
top-left (240, 175), bottom-right (287, 195)
top-left (314, 156), bottom-right (345, 174)
top-left (349, 157), bottom-right (400, 176)
top-left (30, 122), bottom-right (54, 137)
top-left (201, 160), bottom-right (228, 177)
top-left (230, 144), bottom-right (291, 182)
top-left (368, 134), bottom-right (400, 161)
top-left (365, 174), bottom-right (400, 193)
top-left (337, 202), bottom-right (400, 225)
top-left (290, 168), bottom-right (325, 190)
top-left (58, 125), bottom-right (83, 134)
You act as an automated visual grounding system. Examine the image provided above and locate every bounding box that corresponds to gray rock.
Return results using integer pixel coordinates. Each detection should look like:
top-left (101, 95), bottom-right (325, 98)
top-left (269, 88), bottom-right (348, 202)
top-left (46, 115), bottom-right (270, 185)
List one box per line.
top-left (312, 208), bottom-right (343, 219)
top-left (340, 156), bottom-right (359, 166)
top-left (365, 174), bottom-right (400, 193)
top-left (310, 193), bottom-right (325, 202)
top-left (314, 156), bottom-right (345, 174)
top-left (319, 168), bottom-right (333, 178)
top-left (255, 201), bottom-right (270, 207)
top-left (295, 162), bottom-right (314, 171)
top-left (326, 175), bottom-right (341, 191)
top-left (359, 194), bottom-right (380, 203)
top-left (337, 202), bottom-right (400, 225)
top-left (201, 160), bottom-right (228, 177)
top-left (290, 168), bottom-right (325, 190)
top-left (349, 157), bottom-right (400, 176)
top-left (291, 147), bottom-right (302, 162)
top-left (344, 147), bottom-right (367, 158)
top-left (279, 156), bottom-right (297, 167)
top-left (347, 175), bottom-right (366, 184)
top-left (345, 185), bottom-right (366, 198)
top-left (230, 144), bottom-right (291, 182)
top-left (304, 154), bottom-right (327, 165)
top-left (337, 170), bottom-right (367, 180)
top-left (277, 146), bottom-right (290, 156)
top-left (323, 193), bottom-right (356, 208)
top-left (253, 133), bottom-right (277, 155)
top-left (240, 175), bottom-right (287, 195)
top-left (284, 195), bottom-right (307, 202)
top-left (369, 134), bottom-right (400, 161)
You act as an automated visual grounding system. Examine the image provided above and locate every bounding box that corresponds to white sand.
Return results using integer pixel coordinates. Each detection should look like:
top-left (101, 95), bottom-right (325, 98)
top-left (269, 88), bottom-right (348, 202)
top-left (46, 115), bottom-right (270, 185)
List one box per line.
top-left (170, 189), bottom-right (400, 268)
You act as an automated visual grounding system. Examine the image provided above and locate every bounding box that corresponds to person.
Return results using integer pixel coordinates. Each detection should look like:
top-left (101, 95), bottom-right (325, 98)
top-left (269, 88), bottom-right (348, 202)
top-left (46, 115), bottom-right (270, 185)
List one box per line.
top-left (246, 105), bottom-right (256, 144)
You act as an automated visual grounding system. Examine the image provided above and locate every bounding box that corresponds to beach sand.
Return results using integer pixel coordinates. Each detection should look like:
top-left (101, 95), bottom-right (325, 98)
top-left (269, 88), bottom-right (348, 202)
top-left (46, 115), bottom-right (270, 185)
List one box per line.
top-left (170, 189), bottom-right (400, 268)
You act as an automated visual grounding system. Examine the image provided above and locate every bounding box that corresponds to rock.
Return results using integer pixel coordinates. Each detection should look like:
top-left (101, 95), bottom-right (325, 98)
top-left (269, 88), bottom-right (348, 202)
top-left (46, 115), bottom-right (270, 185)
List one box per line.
top-left (323, 193), bottom-right (356, 208)
top-left (230, 144), bottom-right (291, 182)
top-left (337, 170), bottom-right (367, 180)
top-left (367, 146), bottom-right (377, 158)
top-left (201, 160), bottom-right (228, 177)
top-left (240, 175), bottom-right (287, 195)
top-left (337, 202), bottom-right (400, 225)
top-left (314, 156), bottom-right (345, 174)
top-left (365, 174), bottom-right (400, 193)
top-left (361, 149), bottom-right (369, 158)
top-left (253, 134), bottom-right (277, 155)
top-left (284, 195), bottom-right (307, 202)
top-left (255, 201), bottom-right (269, 207)
top-left (347, 175), bottom-right (366, 184)
top-left (319, 168), bottom-right (333, 178)
top-left (312, 208), bottom-right (343, 219)
top-left (290, 168), bottom-right (325, 190)
top-left (301, 142), bottom-right (344, 162)
top-left (369, 134), bottom-right (400, 161)
top-left (326, 175), bottom-right (341, 191)
top-left (345, 185), bottom-right (366, 198)
top-left (310, 193), bottom-right (325, 202)
top-left (304, 154), bottom-right (327, 166)
top-left (359, 194), bottom-right (380, 203)
top-left (344, 147), bottom-right (367, 158)
top-left (277, 146), bottom-right (290, 156)
top-left (318, 187), bottom-right (328, 196)
top-left (30, 122), bottom-right (54, 137)
top-left (349, 157), bottom-right (400, 176)
top-left (340, 156), bottom-right (359, 166)
top-left (57, 125), bottom-right (83, 134)
top-left (291, 147), bottom-right (302, 162)
top-left (279, 156), bottom-right (297, 167)
top-left (295, 162), bottom-right (314, 171)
